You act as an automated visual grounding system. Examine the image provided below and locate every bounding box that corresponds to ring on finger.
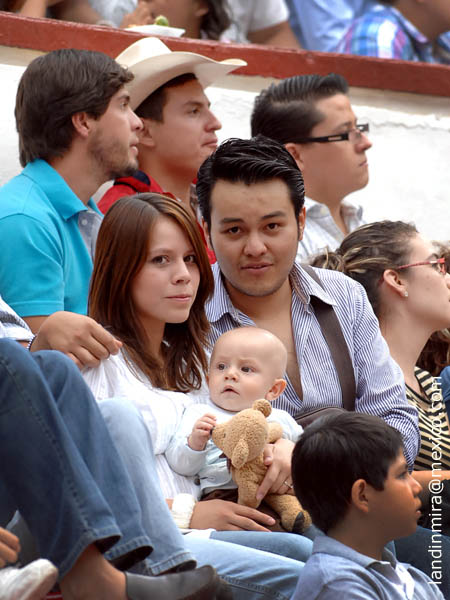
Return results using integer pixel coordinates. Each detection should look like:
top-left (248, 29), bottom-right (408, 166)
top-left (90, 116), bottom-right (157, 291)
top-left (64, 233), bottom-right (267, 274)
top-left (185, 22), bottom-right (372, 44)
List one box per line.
top-left (284, 480), bottom-right (293, 489)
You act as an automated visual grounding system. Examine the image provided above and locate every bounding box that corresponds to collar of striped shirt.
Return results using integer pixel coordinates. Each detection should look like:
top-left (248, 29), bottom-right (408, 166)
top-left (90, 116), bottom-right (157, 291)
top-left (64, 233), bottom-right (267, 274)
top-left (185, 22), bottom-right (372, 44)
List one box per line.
top-left (206, 261), bottom-right (336, 326)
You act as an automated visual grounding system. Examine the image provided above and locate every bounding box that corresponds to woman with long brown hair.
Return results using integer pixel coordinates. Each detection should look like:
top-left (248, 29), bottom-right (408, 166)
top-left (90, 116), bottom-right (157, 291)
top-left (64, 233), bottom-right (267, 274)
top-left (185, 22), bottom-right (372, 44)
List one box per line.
top-left (88, 191), bottom-right (213, 394)
top-left (83, 192), bottom-right (313, 600)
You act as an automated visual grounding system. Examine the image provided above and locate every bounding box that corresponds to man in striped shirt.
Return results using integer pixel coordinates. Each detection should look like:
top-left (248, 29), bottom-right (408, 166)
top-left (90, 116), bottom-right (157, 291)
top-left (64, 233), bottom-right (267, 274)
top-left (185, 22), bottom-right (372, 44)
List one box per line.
top-left (196, 136), bottom-right (420, 470)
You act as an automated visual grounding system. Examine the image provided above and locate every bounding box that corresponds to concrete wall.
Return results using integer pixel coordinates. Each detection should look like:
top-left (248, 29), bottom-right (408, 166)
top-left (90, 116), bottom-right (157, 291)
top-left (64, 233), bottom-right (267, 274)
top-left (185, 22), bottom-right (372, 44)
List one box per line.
top-left (1, 46), bottom-right (449, 242)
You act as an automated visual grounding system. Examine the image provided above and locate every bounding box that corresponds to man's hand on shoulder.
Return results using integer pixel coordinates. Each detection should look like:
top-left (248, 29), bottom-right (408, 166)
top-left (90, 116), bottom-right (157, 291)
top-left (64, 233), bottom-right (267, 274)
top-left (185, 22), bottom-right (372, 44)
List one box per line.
top-left (31, 311), bottom-right (122, 368)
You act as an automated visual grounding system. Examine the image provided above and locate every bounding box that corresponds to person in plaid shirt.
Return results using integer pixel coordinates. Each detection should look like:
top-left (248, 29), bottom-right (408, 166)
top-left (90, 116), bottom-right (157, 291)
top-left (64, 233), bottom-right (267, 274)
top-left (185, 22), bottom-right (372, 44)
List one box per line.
top-left (339, 0), bottom-right (450, 63)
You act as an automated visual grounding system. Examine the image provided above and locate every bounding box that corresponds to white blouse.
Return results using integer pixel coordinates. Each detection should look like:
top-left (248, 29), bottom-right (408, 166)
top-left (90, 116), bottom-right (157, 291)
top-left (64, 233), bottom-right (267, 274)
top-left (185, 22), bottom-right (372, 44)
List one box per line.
top-left (82, 350), bottom-right (209, 499)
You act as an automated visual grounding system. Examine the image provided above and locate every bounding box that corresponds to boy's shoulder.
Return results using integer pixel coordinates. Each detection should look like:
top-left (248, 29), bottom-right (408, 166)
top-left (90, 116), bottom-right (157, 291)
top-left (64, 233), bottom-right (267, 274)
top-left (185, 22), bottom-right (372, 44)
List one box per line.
top-left (292, 535), bottom-right (444, 600)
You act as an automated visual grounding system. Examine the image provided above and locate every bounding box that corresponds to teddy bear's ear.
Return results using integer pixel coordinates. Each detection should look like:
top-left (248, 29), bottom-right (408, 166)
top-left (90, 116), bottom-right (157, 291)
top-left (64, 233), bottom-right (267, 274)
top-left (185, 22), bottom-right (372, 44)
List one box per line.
top-left (211, 424), bottom-right (226, 449)
top-left (252, 399), bottom-right (272, 417)
top-left (231, 438), bottom-right (250, 468)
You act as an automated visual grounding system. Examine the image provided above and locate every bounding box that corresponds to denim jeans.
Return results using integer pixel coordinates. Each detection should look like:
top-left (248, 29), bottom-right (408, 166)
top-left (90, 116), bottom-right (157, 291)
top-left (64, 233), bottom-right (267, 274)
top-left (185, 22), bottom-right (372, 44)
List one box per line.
top-left (0, 339), bottom-right (193, 578)
top-left (100, 397), bottom-right (306, 599)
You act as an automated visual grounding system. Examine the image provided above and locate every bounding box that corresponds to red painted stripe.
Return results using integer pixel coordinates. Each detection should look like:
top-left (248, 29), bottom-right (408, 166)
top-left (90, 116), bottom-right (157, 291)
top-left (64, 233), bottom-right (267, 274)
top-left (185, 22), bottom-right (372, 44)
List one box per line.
top-left (1, 11), bottom-right (449, 96)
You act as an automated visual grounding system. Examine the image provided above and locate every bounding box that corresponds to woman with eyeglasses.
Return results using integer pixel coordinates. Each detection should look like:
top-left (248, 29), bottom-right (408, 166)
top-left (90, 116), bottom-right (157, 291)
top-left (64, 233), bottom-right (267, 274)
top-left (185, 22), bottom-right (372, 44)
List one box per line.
top-left (311, 220), bottom-right (450, 484)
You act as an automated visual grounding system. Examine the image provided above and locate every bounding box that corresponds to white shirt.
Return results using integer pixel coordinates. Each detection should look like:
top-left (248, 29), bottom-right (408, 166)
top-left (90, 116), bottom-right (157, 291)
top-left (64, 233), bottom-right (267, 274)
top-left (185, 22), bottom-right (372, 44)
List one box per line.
top-left (297, 196), bottom-right (365, 261)
top-left (221, 0), bottom-right (289, 42)
top-left (89, 0), bottom-right (135, 26)
top-left (166, 398), bottom-right (303, 493)
top-left (89, 0), bottom-right (289, 38)
top-left (82, 350), bottom-right (209, 499)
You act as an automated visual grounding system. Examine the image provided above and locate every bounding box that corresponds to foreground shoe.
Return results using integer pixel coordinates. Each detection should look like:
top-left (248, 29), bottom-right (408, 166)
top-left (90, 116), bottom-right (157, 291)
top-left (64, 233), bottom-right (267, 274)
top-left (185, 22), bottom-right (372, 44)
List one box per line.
top-left (0, 558), bottom-right (58, 600)
top-left (126, 565), bottom-right (231, 599)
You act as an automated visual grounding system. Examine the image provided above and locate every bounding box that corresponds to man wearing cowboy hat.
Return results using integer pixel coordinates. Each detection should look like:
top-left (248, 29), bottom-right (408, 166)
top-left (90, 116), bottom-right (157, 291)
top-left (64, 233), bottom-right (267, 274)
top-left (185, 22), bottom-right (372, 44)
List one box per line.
top-left (98, 37), bottom-right (245, 225)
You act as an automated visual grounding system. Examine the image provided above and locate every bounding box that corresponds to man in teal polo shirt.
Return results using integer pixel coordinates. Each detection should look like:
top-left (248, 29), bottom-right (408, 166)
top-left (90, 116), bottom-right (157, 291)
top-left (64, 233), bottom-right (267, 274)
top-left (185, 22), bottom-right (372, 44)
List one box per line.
top-left (0, 48), bottom-right (142, 333)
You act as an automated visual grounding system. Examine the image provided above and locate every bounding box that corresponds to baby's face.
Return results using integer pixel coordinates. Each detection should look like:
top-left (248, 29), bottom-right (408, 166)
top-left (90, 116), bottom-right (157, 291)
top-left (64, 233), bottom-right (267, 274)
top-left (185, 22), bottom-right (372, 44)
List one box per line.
top-left (208, 333), bottom-right (282, 412)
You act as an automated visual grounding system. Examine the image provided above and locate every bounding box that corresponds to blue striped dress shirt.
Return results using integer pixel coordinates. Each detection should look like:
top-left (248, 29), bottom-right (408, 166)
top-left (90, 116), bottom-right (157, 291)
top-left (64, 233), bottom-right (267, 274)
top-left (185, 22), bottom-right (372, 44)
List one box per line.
top-left (0, 295), bottom-right (32, 341)
top-left (206, 262), bottom-right (420, 466)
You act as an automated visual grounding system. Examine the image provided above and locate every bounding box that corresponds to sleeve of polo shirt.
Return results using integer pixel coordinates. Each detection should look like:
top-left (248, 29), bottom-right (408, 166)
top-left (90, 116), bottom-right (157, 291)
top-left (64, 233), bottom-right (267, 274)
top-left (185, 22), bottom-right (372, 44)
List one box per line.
top-left (350, 281), bottom-right (420, 467)
top-left (0, 213), bottom-right (65, 318)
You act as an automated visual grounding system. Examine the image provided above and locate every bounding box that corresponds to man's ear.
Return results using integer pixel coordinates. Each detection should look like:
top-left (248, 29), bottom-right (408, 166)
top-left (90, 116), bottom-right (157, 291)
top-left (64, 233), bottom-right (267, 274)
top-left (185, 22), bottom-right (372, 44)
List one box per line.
top-left (265, 378), bottom-right (287, 401)
top-left (138, 118), bottom-right (157, 149)
top-left (202, 219), bottom-right (214, 252)
top-left (380, 268), bottom-right (408, 299)
top-left (298, 206), bottom-right (306, 241)
top-left (71, 112), bottom-right (94, 139)
top-left (351, 479), bottom-right (370, 514)
top-left (285, 142), bottom-right (306, 171)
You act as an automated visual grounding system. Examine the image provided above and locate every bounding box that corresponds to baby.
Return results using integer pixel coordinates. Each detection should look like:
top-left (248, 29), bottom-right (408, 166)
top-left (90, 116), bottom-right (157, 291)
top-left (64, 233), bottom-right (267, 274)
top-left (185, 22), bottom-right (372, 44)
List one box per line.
top-left (165, 327), bottom-right (303, 498)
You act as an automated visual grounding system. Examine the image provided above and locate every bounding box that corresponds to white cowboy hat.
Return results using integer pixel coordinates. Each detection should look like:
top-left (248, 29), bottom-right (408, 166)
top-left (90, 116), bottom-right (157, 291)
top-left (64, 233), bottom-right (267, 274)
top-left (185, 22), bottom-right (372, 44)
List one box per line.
top-left (116, 37), bottom-right (247, 110)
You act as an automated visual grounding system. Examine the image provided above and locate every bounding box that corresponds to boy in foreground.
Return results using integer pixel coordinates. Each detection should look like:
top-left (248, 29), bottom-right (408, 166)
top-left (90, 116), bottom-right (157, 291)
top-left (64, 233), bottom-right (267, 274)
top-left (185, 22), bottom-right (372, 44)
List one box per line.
top-left (291, 411), bottom-right (444, 599)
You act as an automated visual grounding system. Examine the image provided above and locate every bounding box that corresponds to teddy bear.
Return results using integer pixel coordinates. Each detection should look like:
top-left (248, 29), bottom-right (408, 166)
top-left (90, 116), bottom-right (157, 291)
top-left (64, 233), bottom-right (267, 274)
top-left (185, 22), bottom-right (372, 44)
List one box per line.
top-left (211, 398), bottom-right (311, 533)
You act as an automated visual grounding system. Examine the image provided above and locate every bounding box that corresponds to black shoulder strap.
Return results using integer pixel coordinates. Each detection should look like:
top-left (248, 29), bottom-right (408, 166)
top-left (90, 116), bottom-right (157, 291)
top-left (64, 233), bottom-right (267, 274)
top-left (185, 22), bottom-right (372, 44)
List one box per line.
top-left (302, 265), bottom-right (356, 411)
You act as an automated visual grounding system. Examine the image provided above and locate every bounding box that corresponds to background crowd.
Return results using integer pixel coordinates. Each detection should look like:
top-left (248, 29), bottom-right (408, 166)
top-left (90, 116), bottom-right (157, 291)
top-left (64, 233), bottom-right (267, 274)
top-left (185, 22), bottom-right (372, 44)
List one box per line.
top-left (2, 0), bottom-right (450, 64)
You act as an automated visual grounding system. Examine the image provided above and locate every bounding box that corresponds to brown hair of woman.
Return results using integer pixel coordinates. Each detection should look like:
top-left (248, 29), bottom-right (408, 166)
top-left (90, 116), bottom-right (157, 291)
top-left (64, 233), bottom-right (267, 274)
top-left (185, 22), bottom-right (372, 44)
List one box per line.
top-left (89, 192), bottom-right (214, 391)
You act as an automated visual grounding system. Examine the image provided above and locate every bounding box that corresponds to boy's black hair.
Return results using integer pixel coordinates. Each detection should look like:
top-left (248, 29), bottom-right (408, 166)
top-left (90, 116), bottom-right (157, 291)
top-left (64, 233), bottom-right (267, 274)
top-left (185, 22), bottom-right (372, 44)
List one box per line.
top-left (196, 135), bottom-right (305, 231)
top-left (291, 412), bottom-right (403, 533)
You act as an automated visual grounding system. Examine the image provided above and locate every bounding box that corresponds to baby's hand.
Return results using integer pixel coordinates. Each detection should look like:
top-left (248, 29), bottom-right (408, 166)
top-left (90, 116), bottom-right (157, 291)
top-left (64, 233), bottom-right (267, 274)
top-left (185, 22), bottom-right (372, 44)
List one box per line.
top-left (188, 413), bottom-right (217, 451)
top-left (0, 527), bottom-right (20, 568)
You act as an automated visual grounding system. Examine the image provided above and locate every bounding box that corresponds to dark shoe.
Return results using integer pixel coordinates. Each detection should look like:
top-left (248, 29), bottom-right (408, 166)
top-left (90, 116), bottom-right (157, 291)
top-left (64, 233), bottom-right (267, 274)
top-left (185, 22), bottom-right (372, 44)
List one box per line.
top-left (125, 565), bottom-right (229, 599)
top-left (216, 577), bottom-right (233, 599)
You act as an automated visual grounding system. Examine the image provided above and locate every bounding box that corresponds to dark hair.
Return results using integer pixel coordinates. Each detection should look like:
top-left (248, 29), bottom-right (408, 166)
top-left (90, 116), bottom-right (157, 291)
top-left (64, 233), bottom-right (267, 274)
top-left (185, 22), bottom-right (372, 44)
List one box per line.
top-left (251, 73), bottom-right (349, 143)
top-left (418, 329), bottom-right (450, 376)
top-left (202, 0), bottom-right (231, 40)
top-left (89, 193), bottom-right (214, 392)
top-left (15, 48), bottom-right (133, 167)
top-left (292, 412), bottom-right (403, 533)
top-left (417, 239), bottom-right (450, 373)
top-left (311, 221), bottom-right (418, 317)
top-left (196, 135), bottom-right (305, 230)
top-left (135, 73), bottom-right (197, 121)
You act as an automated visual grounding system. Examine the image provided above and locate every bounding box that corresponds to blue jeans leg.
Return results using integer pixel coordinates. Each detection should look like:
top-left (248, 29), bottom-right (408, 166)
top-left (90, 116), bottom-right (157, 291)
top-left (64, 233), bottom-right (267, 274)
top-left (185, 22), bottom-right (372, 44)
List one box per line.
top-left (0, 339), bottom-right (152, 578)
top-left (210, 530), bottom-right (312, 563)
top-left (100, 398), bottom-right (304, 598)
top-left (99, 398), bottom-right (196, 575)
top-left (186, 536), bottom-right (302, 600)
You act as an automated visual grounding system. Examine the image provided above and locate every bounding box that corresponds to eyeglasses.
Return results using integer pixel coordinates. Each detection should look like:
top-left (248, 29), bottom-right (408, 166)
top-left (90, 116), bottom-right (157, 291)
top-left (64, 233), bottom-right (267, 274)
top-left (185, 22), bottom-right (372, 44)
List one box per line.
top-left (292, 123), bottom-right (370, 144)
top-left (396, 257), bottom-right (448, 275)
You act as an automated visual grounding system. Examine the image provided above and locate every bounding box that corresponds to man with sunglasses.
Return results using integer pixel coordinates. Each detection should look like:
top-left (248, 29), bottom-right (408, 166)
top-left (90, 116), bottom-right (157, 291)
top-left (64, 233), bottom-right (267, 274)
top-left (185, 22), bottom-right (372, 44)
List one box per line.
top-left (251, 73), bottom-right (372, 260)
